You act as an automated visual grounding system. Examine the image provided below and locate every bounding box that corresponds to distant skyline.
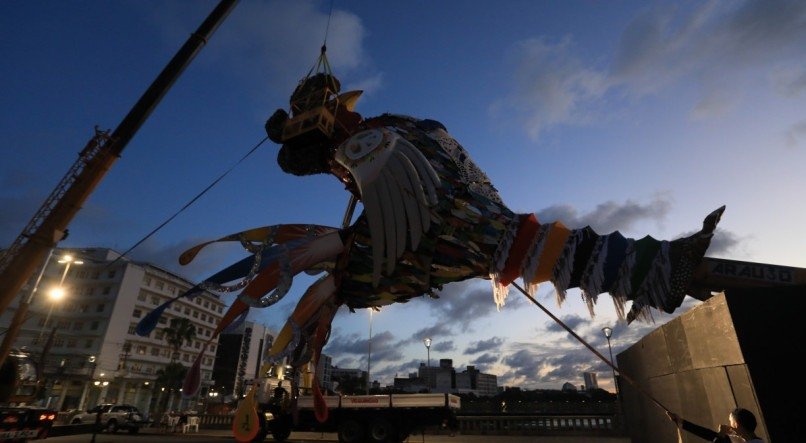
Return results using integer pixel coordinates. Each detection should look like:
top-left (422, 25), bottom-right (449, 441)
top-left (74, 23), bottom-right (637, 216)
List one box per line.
top-left (2, 1), bottom-right (805, 392)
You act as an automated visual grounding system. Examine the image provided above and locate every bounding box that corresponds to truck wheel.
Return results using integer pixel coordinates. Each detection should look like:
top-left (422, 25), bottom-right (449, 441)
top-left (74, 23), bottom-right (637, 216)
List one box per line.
top-left (270, 426), bottom-right (291, 442)
top-left (368, 417), bottom-right (396, 443)
top-left (337, 419), bottom-right (364, 443)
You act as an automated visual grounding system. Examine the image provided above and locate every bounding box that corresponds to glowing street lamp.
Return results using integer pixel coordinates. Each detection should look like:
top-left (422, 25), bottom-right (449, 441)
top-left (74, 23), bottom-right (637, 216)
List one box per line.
top-left (423, 337), bottom-right (432, 367)
top-left (601, 326), bottom-right (619, 398)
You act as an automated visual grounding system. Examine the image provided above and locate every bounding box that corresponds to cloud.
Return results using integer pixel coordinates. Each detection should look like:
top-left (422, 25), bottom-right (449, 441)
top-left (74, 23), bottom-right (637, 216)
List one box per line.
top-left (325, 330), bottom-right (404, 364)
top-left (464, 337), bottom-right (505, 355)
top-left (497, 1), bottom-right (806, 140)
top-left (785, 120), bottom-right (806, 148)
top-left (431, 340), bottom-right (456, 353)
top-left (491, 36), bottom-right (610, 141)
top-left (536, 195), bottom-right (672, 233)
top-left (428, 280), bottom-right (503, 332)
top-left (774, 67), bottom-right (806, 97)
top-left (473, 353), bottom-right (500, 366)
top-left (199, 1), bottom-right (377, 96)
top-left (544, 314), bottom-right (586, 334)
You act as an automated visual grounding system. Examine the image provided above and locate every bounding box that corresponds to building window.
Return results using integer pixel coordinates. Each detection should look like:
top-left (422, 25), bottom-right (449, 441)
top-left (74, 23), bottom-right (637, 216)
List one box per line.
top-left (77, 270), bottom-right (88, 279)
top-left (151, 296), bottom-right (159, 305)
top-left (204, 329), bottom-right (211, 337)
top-left (173, 304), bottom-right (181, 312)
top-left (210, 345), bottom-right (216, 352)
top-left (73, 322), bottom-right (83, 331)
top-left (155, 331), bottom-right (164, 340)
top-left (103, 286), bottom-right (111, 295)
top-left (91, 271), bottom-right (100, 279)
top-left (184, 307), bottom-right (190, 315)
top-left (194, 341), bottom-right (200, 349)
top-left (195, 298), bottom-right (201, 305)
top-left (96, 304), bottom-right (105, 312)
top-left (192, 311), bottom-right (199, 318)
top-left (158, 317), bottom-right (167, 324)
top-left (132, 309), bottom-right (142, 318)
top-left (161, 349), bottom-right (169, 357)
top-left (67, 338), bottom-right (77, 348)
top-left (151, 347), bottom-right (160, 356)
top-left (201, 314), bottom-right (206, 322)
top-left (137, 346), bottom-right (146, 355)
top-left (203, 301), bottom-right (210, 309)
top-left (80, 304), bottom-right (89, 313)
top-left (90, 321), bottom-right (100, 330)
top-left (169, 286), bottom-right (176, 295)
top-left (143, 276), bottom-right (151, 286)
top-left (137, 292), bottom-right (146, 301)
top-left (155, 281), bottom-right (164, 290)
top-left (107, 270), bottom-right (116, 279)
top-left (57, 320), bottom-right (69, 329)
top-left (84, 339), bottom-right (93, 348)
top-left (54, 337), bottom-right (64, 347)
top-left (217, 306), bottom-right (223, 313)
top-left (182, 354), bottom-right (190, 362)
top-left (128, 325), bottom-right (136, 334)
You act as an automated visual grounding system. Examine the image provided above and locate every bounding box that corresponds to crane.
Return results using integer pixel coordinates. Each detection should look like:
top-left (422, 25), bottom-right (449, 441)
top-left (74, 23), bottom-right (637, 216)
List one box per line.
top-left (0, 0), bottom-right (238, 379)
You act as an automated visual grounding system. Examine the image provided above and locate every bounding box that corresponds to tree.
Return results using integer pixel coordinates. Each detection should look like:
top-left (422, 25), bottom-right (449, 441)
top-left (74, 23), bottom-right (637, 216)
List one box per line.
top-left (163, 318), bottom-right (196, 362)
top-left (155, 362), bottom-right (187, 414)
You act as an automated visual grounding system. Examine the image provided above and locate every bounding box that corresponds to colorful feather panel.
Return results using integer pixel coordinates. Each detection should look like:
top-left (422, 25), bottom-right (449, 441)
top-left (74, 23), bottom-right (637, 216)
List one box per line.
top-left (489, 206), bottom-right (724, 322)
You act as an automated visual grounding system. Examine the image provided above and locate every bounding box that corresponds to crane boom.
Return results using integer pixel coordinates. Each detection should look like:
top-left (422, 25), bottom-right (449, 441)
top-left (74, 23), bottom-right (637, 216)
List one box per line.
top-left (0, 0), bottom-right (238, 370)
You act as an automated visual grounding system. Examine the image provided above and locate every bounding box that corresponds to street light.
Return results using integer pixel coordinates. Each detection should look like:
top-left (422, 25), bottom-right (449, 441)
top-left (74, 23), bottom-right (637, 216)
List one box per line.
top-left (38, 254), bottom-right (83, 342)
top-left (366, 309), bottom-right (373, 395)
top-left (601, 327), bottom-right (619, 398)
top-left (423, 337), bottom-right (431, 367)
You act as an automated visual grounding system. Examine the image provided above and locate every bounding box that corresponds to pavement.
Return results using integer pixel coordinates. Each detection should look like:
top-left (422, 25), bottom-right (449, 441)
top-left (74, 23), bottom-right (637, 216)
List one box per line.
top-left (139, 426), bottom-right (631, 442)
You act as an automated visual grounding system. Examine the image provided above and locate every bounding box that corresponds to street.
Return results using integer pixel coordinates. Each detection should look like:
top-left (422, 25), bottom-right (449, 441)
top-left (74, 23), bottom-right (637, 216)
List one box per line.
top-left (42, 428), bottom-right (631, 443)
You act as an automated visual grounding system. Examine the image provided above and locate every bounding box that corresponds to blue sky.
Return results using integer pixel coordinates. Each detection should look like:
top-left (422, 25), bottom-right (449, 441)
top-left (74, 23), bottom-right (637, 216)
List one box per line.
top-left (2, 1), bottom-right (805, 391)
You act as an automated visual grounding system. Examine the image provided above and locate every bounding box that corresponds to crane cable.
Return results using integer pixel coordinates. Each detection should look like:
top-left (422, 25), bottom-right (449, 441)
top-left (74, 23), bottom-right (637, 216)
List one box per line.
top-left (109, 136), bottom-right (269, 267)
top-left (511, 281), bottom-right (673, 414)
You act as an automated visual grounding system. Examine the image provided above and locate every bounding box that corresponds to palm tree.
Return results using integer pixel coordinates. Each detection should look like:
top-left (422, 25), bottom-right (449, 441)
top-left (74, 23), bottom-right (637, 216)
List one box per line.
top-left (163, 318), bottom-right (196, 362)
top-left (155, 362), bottom-right (187, 416)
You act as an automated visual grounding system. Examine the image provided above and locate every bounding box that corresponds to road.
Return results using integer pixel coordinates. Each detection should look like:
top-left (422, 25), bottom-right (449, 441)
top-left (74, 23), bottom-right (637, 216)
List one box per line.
top-left (43, 428), bottom-right (631, 443)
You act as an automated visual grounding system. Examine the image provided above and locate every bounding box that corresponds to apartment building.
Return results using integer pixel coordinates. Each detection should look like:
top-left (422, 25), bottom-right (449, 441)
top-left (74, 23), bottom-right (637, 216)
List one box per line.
top-left (0, 248), bottom-right (226, 416)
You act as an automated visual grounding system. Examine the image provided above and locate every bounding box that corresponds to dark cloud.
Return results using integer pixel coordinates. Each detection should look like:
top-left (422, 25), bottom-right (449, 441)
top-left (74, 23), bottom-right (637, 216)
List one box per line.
top-left (325, 330), bottom-right (404, 364)
top-left (675, 227), bottom-right (743, 257)
top-left (431, 340), bottom-right (455, 353)
top-left (429, 280), bottom-right (502, 331)
top-left (544, 314), bottom-right (587, 334)
top-left (537, 196), bottom-right (671, 233)
top-left (473, 353), bottom-right (500, 367)
top-left (464, 337), bottom-right (505, 355)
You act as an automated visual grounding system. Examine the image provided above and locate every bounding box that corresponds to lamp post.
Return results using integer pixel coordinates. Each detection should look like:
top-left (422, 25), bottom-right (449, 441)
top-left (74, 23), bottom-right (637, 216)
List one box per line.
top-left (366, 309), bottom-right (373, 395)
top-left (601, 327), bottom-right (619, 398)
top-left (38, 254), bottom-right (83, 343)
top-left (423, 338), bottom-right (431, 367)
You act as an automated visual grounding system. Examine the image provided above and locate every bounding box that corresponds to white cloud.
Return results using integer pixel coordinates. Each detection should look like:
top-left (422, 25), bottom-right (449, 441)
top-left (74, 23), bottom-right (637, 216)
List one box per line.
top-left (497, 1), bottom-right (806, 141)
top-left (785, 120), bottom-right (806, 148)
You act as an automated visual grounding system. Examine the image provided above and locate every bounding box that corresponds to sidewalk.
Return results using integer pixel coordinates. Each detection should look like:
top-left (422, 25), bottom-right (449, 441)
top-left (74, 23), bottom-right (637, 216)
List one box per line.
top-left (141, 427), bottom-right (631, 442)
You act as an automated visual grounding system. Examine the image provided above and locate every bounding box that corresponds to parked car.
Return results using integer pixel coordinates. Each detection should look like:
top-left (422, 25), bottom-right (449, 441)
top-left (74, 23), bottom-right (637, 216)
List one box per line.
top-left (70, 404), bottom-right (145, 433)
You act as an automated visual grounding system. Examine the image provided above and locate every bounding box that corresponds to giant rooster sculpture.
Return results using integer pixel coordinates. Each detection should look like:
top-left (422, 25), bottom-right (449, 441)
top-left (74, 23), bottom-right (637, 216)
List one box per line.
top-left (137, 65), bottom-right (723, 423)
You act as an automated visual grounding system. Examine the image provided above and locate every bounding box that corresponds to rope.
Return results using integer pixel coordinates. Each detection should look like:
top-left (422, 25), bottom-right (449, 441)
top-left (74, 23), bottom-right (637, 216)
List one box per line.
top-left (511, 281), bottom-right (671, 413)
top-left (108, 136), bottom-right (269, 267)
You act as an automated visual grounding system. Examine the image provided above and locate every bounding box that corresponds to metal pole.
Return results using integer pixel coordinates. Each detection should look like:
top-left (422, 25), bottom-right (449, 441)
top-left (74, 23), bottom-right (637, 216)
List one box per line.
top-left (607, 337), bottom-right (619, 398)
top-left (366, 310), bottom-right (372, 394)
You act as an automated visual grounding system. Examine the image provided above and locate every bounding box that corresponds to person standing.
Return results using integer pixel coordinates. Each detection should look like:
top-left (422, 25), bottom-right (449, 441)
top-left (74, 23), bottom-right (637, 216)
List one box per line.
top-left (666, 408), bottom-right (763, 442)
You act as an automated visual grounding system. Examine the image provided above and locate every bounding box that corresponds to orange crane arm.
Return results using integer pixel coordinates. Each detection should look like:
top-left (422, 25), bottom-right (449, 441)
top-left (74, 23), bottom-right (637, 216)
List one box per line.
top-left (0, 0), bottom-right (238, 371)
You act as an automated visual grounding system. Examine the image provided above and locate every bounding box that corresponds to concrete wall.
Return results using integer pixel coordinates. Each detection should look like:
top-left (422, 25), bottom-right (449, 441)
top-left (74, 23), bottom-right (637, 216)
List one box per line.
top-left (619, 288), bottom-right (801, 443)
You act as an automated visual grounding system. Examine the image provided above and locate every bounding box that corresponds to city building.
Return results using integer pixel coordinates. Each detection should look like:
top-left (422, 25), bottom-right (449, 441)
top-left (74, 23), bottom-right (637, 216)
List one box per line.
top-left (211, 320), bottom-right (274, 402)
top-left (396, 359), bottom-right (498, 396)
top-left (316, 353), bottom-right (332, 392)
top-left (0, 248), bottom-right (226, 417)
top-left (583, 372), bottom-right (598, 390)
